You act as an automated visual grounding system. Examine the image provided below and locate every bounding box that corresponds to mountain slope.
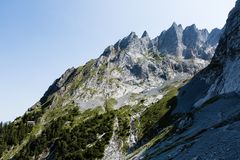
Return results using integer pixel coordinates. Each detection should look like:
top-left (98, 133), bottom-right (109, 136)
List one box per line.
top-left (0, 24), bottom-right (222, 159)
top-left (132, 1), bottom-right (240, 159)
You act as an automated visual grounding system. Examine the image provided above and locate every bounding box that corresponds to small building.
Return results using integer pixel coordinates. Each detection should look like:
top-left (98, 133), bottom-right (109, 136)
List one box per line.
top-left (27, 121), bottom-right (36, 126)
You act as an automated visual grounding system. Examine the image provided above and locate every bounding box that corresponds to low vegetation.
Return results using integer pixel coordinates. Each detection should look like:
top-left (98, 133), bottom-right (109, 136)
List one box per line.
top-left (13, 107), bottom-right (115, 160)
top-left (139, 87), bottom-right (178, 138)
top-left (0, 121), bottom-right (33, 158)
top-left (104, 98), bottom-right (117, 112)
top-left (0, 76), bottom-right (185, 160)
top-left (115, 106), bottom-right (132, 152)
top-left (69, 59), bottom-right (96, 93)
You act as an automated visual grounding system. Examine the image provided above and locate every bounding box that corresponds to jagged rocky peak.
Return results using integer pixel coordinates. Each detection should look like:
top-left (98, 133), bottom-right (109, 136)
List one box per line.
top-left (140, 30), bottom-right (153, 50)
top-left (72, 22), bottom-right (223, 110)
top-left (101, 45), bottom-right (115, 57)
top-left (171, 22), bottom-right (183, 30)
top-left (183, 24), bottom-right (209, 48)
top-left (207, 28), bottom-right (223, 46)
top-left (72, 28), bottom-right (215, 110)
top-left (103, 31), bottom-right (153, 62)
top-left (101, 23), bottom-right (222, 63)
top-left (113, 32), bottom-right (143, 52)
top-left (128, 31), bottom-right (138, 39)
top-left (141, 30), bottom-right (149, 38)
top-left (156, 22), bottom-right (184, 56)
top-left (154, 23), bottom-right (221, 59)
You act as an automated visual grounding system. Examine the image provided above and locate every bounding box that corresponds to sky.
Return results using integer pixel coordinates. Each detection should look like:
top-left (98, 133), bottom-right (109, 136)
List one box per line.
top-left (0, 0), bottom-right (236, 122)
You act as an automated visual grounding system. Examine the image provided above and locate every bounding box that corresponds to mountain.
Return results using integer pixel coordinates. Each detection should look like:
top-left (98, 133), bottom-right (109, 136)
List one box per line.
top-left (60, 25), bottom-right (220, 111)
top-left (154, 22), bottom-right (219, 60)
top-left (0, 12), bottom-right (225, 160)
top-left (131, 1), bottom-right (240, 159)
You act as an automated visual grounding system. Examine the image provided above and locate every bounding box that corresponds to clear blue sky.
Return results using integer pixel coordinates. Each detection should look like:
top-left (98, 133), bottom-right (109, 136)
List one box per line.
top-left (0, 0), bottom-right (236, 122)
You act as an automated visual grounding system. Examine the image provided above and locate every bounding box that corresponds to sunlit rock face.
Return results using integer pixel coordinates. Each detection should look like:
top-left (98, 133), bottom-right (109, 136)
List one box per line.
top-left (153, 22), bottom-right (221, 60)
top-left (69, 24), bottom-right (220, 111)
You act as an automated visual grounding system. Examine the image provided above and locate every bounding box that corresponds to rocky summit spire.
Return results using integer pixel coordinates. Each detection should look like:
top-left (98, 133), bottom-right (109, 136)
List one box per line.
top-left (171, 22), bottom-right (178, 28)
top-left (183, 24), bottom-right (200, 48)
top-left (157, 22), bottom-right (184, 56)
top-left (128, 31), bottom-right (138, 39)
top-left (141, 30), bottom-right (149, 38)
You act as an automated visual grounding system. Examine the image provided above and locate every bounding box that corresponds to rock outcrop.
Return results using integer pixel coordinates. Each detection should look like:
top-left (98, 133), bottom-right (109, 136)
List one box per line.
top-left (153, 23), bottom-right (221, 60)
top-left (70, 24), bottom-right (221, 111)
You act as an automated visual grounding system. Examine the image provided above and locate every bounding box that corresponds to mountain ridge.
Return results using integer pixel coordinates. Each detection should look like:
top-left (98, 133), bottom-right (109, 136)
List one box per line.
top-left (31, 23), bottom-right (221, 114)
top-left (133, 1), bottom-right (240, 159)
top-left (0, 19), bottom-right (230, 160)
